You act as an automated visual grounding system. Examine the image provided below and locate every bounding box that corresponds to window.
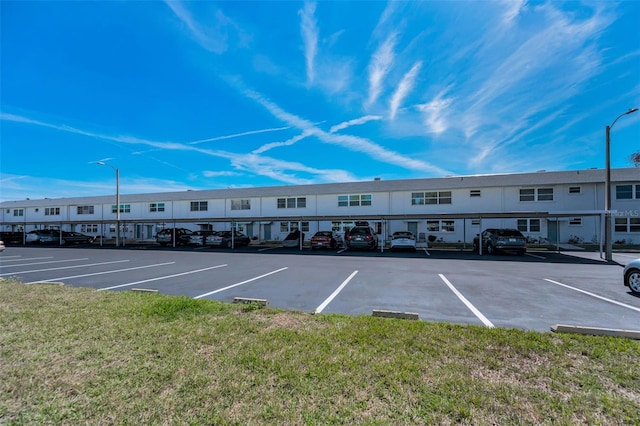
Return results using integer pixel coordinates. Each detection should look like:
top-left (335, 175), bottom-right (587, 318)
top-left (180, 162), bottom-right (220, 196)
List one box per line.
top-left (111, 204), bottom-right (131, 214)
top-left (471, 219), bottom-right (481, 226)
top-left (569, 217), bottom-right (582, 226)
top-left (13, 209), bottom-right (24, 217)
top-left (426, 220), bottom-right (455, 232)
top-left (520, 188), bottom-right (553, 201)
top-left (149, 203), bottom-right (165, 212)
top-left (412, 191), bottom-right (451, 205)
top-left (45, 207), bottom-right (60, 216)
top-left (470, 190), bottom-right (481, 197)
top-left (81, 224), bottom-right (98, 233)
top-left (231, 199), bottom-right (250, 210)
top-left (537, 188), bottom-right (553, 201)
top-left (338, 194), bottom-right (371, 207)
top-left (77, 205), bottom-right (94, 215)
top-left (569, 186), bottom-right (581, 194)
top-left (190, 201), bottom-right (208, 212)
top-left (615, 217), bottom-right (640, 233)
top-left (277, 197), bottom-right (306, 209)
top-left (280, 221), bottom-right (309, 232)
top-left (616, 185), bottom-right (633, 200)
top-left (518, 219), bottom-right (541, 232)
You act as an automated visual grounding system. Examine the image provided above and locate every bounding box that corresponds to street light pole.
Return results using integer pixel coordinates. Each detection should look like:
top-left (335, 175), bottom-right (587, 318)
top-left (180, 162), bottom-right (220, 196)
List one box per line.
top-left (604, 107), bottom-right (638, 262)
top-left (97, 161), bottom-right (120, 248)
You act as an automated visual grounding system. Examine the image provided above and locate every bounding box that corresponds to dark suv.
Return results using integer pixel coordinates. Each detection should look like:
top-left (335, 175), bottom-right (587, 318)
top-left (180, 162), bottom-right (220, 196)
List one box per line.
top-left (155, 228), bottom-right (194, 246)
top-left (345, 225), bottom-right (379, 250)
top-left (473, 228), bottom-right (526, 255)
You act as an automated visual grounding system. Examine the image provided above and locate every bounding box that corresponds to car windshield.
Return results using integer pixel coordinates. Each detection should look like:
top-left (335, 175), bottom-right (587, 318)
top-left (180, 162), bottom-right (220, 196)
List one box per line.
top-left (496, 229), bottom-right (523, 237)
top-left (314, 231), bottom-right (332, 237)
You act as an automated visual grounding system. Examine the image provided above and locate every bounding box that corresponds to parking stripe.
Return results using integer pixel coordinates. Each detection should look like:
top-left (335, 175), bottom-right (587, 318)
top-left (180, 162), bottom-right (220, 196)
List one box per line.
top-left (544, 279), bottom-right (640, 313)
top-left (0, 260), bottom-right (130, 276)
top-left (98, 264), bottom-right (228, 292)
top-left (25, 262), bottom-right (176, 284)
top-left (0, 256), bottom-right (53, 263)
top-left (193, 267), bottom-right (288, 299)
top-left (439, 274), bottom-right (494, 328)
top-left (0, 258), bottom-right (89, 268)
top-left (315, 270), bottom-right (358, 314)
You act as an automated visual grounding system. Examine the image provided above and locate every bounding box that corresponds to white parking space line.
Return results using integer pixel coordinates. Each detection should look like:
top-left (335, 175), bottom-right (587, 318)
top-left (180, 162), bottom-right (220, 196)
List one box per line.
top-left (0, 258), bottom-right (89, 268)
top-left (0, 260), bottom-right (130, 276)
top-left (193, 267), bottom-right (288, 299)
top-left (337, 248), bottom-right (348, 254)
top-left (525, 253), bottom-right (546, 259)
top-left (439, 274), bottom-right (495, 328)
top-left (423, 249), bottom-right (430, 256)
top-left (25, 262), bottom-right (176, 284)
top-left (98, 264), bottom-right (228, 292)
top-left (0, 256), bottom-right (53, 262)
top-left (544, 279), bottom-right (640, 313)
top-left (315, 270), bottom-right (359, 314)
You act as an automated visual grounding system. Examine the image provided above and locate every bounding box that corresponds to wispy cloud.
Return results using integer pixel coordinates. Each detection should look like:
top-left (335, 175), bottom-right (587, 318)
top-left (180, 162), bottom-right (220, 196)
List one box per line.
top-left (329, 115), bottom-right (383, 133)
top-left (242, 87), bottom-right (450, 175)
top-left (366, 33), bottom-right (398, 107)
top-left (188, 126), bottom-right (291, 145)
top-left (299, 1), bottom-right (318, 84)
top-left (417, 87), bottom-right (454, 135)
top-left (389, 61), bottom-right (422, 120)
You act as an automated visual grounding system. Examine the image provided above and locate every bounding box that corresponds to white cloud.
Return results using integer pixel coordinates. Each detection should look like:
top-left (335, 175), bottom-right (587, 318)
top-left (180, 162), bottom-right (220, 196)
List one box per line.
top-left (329, 115), bottom-right (383, 133)
top-left (299, 1), bottom-right (318, 84)
top-left (389, 61), bottom-right (422, 120)
top-left (366, 33), bottom-right (398, 107)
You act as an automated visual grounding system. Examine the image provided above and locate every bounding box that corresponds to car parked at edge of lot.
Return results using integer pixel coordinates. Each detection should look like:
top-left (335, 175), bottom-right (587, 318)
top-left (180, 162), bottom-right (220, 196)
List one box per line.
top-left (0, 231), bottom-right (24, 244)
top-left (155, 228), bottom-right (194, 246)
top-left (473, 228), bottom-right (527, 255)
top-left (310, 231), bottom-right (342, 250)
top-left (390, 231), bottom-right (416, 251)
top-left (624, 258), bottom-right (640, 295)
top-left (282, 229), bottom-right (305, 248)
top-left (189, 230), bottom-right (219, 246)
top-left (0, 240), bottom-right (5, 252)
top-left (345, 224), bottom-right (379, 251)
top-left (207, 231), bottom-right (251, 248)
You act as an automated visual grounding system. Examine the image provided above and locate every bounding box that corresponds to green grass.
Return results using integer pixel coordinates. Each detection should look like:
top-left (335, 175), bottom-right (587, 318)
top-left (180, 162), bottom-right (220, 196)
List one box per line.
top-left (1, 280), bottom-right (639, 425)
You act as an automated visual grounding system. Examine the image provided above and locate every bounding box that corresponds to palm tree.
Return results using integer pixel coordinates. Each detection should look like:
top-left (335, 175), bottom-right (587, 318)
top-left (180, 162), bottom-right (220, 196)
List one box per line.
top-left (630, 152), bottom-right (640, 167)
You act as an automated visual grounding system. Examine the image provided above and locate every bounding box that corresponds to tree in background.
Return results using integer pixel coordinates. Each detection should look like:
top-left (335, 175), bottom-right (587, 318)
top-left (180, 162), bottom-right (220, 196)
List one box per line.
top-left (630, 152), bottom-right (640, 167)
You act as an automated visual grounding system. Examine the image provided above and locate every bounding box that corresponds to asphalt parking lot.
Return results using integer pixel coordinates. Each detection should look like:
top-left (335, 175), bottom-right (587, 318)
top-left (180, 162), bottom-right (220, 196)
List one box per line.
top-left (1, 244), bottom-right (639, 333)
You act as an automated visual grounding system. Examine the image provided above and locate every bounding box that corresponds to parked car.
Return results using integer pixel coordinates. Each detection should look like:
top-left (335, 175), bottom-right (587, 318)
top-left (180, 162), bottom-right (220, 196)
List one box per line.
top-left (58, 231), bottom-right (94, 244)
top-left (624, 259), bottom-right (640, 295)
top-left (155, 228), bottom-right (194, 246)
top-left (310, 231), bottom-right (342, 250)
top-left (473, 228), bottom-right (527, 255)
top-left (207, 231), bottom-right (251, 248)
top-left (189, 230), bottom-right (218, 246)
top-left (26, 229), bottom-right (57, 244)
top-left (390, 231), bottom-right (416, 251)
top-left (0, 231), bottom-right (24, 244)
top-left (345, 224), bottom-right (378, 250)
top-left (282, 229), bottom-right (305, 248)
top-left (0, 240), bottom-right (5, 252)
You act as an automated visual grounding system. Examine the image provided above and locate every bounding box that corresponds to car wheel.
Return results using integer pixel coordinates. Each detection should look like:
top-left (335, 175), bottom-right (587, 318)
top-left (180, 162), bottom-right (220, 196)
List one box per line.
top-left (225, 240), bottom-right (232, 248)
top-left (472, 242), bottom-right (479, 253)
top-left (626, 269), bottom-right (640, 294)
top-left (60, 239), bottom-right (67, 245)
top-left (330, 240), bottom-right (336, 249)
top-left (518, 249), bottom-right (526, 256)
top-left (160, 243), bottom-right (167, 247)
top-left (486, 244), bottom-right (494, 255)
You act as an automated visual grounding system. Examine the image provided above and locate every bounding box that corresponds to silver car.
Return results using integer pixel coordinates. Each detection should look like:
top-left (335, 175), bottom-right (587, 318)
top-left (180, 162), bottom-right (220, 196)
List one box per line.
top-left (624, 259), bottom-right (640, 295)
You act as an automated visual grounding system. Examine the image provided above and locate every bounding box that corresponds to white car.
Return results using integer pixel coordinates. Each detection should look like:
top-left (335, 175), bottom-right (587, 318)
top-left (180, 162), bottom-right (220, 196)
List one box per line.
top-left (390, 231), bottom-right (416, 251)
top-left (624, 259), bottom-right (640, 295)
top-left (0, 240), bottom-right (5, 252)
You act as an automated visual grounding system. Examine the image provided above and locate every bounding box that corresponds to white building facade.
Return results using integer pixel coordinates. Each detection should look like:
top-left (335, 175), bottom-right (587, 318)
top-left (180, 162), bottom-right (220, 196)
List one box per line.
top-left (1, 168), bottom-right (638, 246)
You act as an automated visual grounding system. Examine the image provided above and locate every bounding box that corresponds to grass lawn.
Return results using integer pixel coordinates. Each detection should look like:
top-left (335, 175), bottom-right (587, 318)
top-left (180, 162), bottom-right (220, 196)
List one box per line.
top-left (1, 279), bottom-right (639, 425)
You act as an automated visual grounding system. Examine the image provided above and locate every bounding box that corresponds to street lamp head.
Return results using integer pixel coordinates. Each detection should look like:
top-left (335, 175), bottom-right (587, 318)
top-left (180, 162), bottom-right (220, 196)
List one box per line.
top-left (96, 161), bottom-right (106, 166)
top-left (626, 108), bottom-right (639, 115)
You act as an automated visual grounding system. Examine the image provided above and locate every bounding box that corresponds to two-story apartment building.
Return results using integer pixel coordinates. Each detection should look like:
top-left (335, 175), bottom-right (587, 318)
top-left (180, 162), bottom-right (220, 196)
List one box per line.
top-left (1, 168), bottom-right (638, 246)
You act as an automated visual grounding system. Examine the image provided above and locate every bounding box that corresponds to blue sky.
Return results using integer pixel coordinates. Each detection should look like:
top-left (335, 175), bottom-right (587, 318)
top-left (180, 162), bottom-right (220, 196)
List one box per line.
top-left (1, 1), bottom-right (639, 203)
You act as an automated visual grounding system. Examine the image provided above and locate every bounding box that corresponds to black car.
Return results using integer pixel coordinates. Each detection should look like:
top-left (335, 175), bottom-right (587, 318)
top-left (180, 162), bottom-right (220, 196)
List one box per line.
top-left (59, 231), bottom-right (95, 244)
top-left (473, 228), bottom-right (527, 255)
top-left (345, 225), bottom-right (379, 250)
top-left (208, 231), bottom-right (251, 248)
top-left (155, 228), bottom-right (194, 246)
